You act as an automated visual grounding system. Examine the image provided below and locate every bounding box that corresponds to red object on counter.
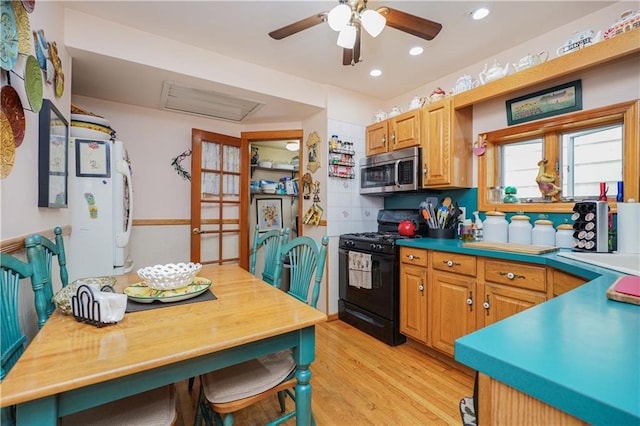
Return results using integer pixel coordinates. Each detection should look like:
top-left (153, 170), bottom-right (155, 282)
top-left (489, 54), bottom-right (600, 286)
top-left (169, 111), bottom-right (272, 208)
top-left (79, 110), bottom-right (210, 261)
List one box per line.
top-left (398, 220), bottom-right (417, 237)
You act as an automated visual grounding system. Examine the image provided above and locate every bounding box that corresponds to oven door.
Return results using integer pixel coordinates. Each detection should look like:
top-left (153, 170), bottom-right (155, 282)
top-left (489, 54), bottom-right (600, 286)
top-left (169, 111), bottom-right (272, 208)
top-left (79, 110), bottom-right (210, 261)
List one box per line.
top-left (338, 248), bottom-right (397, 320)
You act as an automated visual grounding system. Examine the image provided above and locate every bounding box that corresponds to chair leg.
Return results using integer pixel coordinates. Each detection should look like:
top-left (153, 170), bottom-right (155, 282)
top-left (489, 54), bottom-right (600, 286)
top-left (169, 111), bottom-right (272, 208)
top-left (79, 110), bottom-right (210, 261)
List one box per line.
top-left (194, 381), bottom-right (214, 426)
top-left (277, 390), bottom-right (287, 413)
top-left (188, 376), bottom-right (195, 391)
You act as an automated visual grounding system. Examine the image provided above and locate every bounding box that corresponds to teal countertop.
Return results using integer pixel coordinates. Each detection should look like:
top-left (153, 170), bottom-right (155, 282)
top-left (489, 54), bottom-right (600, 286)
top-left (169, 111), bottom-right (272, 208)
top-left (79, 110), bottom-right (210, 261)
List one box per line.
top-left (397, 238), bottom-right (640, 425)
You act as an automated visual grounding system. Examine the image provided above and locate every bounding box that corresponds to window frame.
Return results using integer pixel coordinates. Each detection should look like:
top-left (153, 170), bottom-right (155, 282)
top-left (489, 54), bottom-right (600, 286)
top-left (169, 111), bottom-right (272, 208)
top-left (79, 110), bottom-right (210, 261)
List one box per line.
top-left (478, 100), bottom-right (639, 213)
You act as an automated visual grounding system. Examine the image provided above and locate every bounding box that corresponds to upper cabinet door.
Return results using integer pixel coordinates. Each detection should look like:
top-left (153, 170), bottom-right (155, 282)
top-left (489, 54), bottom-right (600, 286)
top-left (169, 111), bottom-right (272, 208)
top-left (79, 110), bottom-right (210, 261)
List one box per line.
top-left (365, 121), bottom-right (388, 156)
top-left (390, 109), bottom-right (420, 151)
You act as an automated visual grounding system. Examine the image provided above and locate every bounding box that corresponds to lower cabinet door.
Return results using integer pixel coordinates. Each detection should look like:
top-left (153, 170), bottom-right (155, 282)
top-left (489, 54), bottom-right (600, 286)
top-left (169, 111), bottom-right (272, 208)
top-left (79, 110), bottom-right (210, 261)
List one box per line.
top-left (481, 282), bottom-right (547, 327)
top-left (430, 271), bottom-right (476, 357)
top-left (399, 264), bottom-right (428, 343)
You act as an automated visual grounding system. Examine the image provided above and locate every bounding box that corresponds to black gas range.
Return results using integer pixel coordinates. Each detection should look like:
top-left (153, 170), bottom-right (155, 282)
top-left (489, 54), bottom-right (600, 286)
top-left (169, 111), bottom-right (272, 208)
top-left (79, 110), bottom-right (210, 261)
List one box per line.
top-left (338, 210), bottom-right (425, 346)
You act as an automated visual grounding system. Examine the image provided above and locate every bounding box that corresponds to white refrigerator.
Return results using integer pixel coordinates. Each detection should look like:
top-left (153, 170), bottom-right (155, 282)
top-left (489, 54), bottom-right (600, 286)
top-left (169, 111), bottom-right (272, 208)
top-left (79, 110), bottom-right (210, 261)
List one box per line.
top-left (67, 138), bottom-right (134, 281)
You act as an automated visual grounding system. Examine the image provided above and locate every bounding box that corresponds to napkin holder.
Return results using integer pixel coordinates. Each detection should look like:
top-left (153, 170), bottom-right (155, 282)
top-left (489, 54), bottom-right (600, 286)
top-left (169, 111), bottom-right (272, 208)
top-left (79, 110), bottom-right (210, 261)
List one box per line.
top-left (71, 284), bottom-right (126, 327)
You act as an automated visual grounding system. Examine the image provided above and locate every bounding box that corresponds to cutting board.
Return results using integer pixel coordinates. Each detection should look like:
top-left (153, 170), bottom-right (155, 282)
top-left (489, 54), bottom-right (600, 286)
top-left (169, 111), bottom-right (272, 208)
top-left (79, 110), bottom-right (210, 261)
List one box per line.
top-left (462, 241), bottom-right (559, 254)
top-left (606, 275), bottom-right (640, 305)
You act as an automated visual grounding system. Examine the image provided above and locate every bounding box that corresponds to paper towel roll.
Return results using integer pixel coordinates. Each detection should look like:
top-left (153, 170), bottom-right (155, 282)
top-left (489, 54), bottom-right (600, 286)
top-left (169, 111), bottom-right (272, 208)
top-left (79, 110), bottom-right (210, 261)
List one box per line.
top-left (617, 202), bottom-right (640, 254)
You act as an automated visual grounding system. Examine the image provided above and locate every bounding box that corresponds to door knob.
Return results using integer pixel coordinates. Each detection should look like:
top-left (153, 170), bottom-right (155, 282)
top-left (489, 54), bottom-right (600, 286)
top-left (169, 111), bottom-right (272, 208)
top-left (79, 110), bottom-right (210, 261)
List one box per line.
top-left (192, 227), bottom-right (203, 235)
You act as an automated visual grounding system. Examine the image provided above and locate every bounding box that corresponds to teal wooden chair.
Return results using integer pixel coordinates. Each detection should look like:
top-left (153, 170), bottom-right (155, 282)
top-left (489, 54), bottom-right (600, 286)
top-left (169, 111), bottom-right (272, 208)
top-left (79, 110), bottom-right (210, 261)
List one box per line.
top-left (250, 225), bottom-right (290, 286)
top-left (195, 235), bottom-right (329, 426)
top-left (1, 251), bottom-right (47, 426)
top-left (25, 227), bottom-right (68, 328)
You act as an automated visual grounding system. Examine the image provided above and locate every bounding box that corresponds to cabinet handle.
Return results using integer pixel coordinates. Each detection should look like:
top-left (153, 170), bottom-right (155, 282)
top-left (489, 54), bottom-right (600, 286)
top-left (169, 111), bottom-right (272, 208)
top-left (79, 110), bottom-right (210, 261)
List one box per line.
top-left (499, 271), bottom-right (525, 280)
top-left (466, 291), bottom-right (473, 312)
top-left (418, 282), bottom-right (424, 294)
top-left (444, 260), bottom-right (461, 267)
top-left (423, 165), bottom-right (428, 176)
top-left (391, 131), bottom-right (396, 145)
top-left (382, 134), bottom-right (386, 147)
top-left (407, 254), bottom-right (421, 260)
top-left (483, 295), bottom-right (490, 315)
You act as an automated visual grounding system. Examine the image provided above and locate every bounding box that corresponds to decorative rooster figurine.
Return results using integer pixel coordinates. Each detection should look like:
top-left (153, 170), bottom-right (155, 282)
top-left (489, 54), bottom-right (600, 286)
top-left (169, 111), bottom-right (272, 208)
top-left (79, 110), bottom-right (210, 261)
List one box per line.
top-left (536, 159), bottom-right (562, 201)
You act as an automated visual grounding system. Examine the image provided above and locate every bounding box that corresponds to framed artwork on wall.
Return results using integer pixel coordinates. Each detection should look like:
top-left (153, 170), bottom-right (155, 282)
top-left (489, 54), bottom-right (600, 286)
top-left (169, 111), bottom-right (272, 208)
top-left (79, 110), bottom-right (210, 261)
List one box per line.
top-left (38, 99), bottom-right (68, 208)
top-left (506, 80), bottom-right (583, 125)
top-left (256, 198), bottom-right (283, 232)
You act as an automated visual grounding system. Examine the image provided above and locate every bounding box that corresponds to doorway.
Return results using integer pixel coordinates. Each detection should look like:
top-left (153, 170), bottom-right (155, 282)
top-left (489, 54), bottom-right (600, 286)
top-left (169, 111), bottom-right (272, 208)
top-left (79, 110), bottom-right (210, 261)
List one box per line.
top-left (241, 130), bottom-right (303, 272)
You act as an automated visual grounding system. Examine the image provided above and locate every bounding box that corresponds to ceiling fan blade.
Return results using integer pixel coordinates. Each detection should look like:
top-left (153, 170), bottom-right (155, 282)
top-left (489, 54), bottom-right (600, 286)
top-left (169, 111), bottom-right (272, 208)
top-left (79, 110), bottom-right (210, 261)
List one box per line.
top-left (269, 13), bottom-right (327, 40)
top-left (377, 7), bottom-right (442, 41)
top-left (342, 26), bottom-right (361, 66)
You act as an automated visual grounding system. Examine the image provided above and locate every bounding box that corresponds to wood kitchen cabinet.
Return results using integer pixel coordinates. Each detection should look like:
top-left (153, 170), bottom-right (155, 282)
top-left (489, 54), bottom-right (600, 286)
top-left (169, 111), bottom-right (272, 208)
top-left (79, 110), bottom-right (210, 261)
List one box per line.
top-left (365, 109), bottom-right (420, 156)
top-left (420, 99), bottom-right (473, 188)
top-left (429, 251), bottom-right (477, 356)
top-left (399, 247), bottom-right (428, 344)
top-left (400, 250), bottom-right (550, 358)
top-left (549, 268), bottom-right (587, 297)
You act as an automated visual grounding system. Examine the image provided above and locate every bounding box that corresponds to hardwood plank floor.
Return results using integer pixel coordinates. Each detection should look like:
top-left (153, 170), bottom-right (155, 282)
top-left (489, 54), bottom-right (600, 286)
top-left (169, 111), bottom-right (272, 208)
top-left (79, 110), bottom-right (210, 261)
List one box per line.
top-left (177, 320), bottom-right (474, 425)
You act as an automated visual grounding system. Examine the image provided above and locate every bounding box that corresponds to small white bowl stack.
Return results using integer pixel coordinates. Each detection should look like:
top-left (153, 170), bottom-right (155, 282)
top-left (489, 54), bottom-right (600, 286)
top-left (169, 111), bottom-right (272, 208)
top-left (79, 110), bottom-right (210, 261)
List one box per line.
top-left (137, 262), bottom-right (202, 290)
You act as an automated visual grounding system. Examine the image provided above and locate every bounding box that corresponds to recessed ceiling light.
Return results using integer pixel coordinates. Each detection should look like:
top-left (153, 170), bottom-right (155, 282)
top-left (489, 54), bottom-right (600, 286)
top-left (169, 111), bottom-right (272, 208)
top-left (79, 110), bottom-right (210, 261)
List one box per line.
top-left (370, 69), bottom-right (382, 77)
top-left (409, 46), bottom-right (424, 56)
top-left (472, 7), bottom-right (489, 20)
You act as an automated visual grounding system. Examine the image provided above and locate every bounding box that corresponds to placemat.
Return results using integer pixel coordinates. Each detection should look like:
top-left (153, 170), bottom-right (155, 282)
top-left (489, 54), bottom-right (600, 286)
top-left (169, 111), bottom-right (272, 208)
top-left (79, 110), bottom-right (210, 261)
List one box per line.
top-left (126, 290), bottom-right (217, 313)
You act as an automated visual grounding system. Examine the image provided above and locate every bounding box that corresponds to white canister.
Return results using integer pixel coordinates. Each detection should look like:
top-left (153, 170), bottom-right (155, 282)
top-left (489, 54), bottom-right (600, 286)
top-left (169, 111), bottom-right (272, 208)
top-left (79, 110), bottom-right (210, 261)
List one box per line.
top-left (555, 223), bottom-right (575, 249)
top-left (532, 219), bottom-right (556, 246)
top-left (508, 214), bottom-right (532, 244)
top-left (483, 211), bottom-right (508, 243)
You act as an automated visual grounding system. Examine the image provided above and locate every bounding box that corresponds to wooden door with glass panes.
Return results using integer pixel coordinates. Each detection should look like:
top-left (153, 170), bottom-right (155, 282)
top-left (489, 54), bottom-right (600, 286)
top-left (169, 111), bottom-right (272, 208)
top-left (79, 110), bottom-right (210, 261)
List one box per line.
top-left (190, 129), bottom-right (248, 267)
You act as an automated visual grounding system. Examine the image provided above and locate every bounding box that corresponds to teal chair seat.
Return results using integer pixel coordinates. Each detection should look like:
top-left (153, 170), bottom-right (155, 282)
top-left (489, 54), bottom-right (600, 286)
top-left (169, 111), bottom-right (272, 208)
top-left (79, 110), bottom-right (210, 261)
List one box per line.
top-left (196, 235), bottom-right (329, 426)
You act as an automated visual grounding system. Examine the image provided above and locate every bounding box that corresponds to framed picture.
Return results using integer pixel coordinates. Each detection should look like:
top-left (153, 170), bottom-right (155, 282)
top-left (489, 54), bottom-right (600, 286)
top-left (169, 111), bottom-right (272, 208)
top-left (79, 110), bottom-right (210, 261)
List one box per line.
top-left (506, 80), bottom-right (582, 125)
top-left (256, 198), bottom-right (283, 232)
top-left (75, 139), bottom-right (111, 177)
top-left (38, 99), bottom-right (68, 208)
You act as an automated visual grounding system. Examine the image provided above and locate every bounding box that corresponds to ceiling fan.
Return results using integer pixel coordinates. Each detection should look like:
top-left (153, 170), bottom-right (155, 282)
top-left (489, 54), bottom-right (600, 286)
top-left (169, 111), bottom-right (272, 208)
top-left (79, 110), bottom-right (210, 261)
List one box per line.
top-left (268, 0), bottom-right (442, 66)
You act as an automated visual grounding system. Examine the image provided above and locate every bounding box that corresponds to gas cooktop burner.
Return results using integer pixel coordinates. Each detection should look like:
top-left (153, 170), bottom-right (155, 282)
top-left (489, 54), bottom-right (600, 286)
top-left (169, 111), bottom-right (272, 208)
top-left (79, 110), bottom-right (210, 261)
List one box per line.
top-left (341, 231), bottom-right (415, 244)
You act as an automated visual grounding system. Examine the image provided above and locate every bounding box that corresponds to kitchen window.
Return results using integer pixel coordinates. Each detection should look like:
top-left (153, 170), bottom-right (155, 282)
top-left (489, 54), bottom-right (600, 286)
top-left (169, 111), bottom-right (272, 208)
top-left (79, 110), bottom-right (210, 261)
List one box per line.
top-left (478, 100), bottom-right (639, 213)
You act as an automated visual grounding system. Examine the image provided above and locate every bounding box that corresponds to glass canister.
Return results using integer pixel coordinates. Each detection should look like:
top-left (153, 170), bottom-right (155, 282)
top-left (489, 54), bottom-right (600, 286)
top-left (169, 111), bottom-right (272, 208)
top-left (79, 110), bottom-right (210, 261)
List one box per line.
top-left (556, 222), bottom-right (575, 249)
top-left (532, 219), bottom-right (555, 246)
top-left (483, 211), bottom-right (508, 243)
top-left (508, 214), bottom-right (532, 244)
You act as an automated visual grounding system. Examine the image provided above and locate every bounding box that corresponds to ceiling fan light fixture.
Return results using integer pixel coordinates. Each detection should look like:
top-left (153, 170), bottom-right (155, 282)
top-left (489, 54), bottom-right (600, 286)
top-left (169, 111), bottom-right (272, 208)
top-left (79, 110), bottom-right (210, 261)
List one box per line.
top-left (328, 3), bottom-right (351, 31)
top-left (337, 25), bottom-right (357, 49)
top-left (360, 9), bottom-right (385, 37)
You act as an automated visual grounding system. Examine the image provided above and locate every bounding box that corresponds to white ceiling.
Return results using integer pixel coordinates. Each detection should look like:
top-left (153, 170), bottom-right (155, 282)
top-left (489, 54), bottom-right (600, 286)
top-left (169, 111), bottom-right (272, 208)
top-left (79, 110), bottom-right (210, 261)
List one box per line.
top-left (64, 1), bottom-right (618, 124)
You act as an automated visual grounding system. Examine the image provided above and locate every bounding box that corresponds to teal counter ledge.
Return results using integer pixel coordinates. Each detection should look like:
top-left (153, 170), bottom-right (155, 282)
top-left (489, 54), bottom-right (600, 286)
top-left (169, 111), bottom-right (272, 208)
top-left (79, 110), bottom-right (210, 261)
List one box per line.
top-left (396, 238), bottom-right (640, 425)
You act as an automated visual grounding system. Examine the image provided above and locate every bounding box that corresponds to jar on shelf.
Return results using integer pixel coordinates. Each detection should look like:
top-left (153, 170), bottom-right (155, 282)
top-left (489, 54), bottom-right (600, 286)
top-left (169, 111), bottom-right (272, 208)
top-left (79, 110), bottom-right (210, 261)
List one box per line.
top-left (483, 211), bottom-right (508, 243)
top-left (508, 214), bottom-right (532, 244)
top-left (330, 135), bottom-right (339, 151)
top-left (532, 219), bottom-right (555, 246)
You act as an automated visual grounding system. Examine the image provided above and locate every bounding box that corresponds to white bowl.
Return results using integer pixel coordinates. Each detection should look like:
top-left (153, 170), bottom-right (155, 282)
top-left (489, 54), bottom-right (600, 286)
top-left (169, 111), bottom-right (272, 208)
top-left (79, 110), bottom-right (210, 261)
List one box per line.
top-left (137, 262), bottom-right (202, 290)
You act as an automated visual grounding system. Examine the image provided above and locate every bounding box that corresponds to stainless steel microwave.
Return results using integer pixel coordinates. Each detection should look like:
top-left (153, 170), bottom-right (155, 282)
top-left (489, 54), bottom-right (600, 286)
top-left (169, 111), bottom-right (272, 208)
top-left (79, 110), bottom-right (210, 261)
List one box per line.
top-left (359, 147), bottom-right (421, 195)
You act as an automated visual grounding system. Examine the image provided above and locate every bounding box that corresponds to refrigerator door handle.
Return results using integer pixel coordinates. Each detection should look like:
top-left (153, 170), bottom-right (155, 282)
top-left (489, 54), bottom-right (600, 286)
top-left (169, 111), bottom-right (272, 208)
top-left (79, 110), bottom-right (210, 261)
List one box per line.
top-left (115, 158), bottom-right (134, 248)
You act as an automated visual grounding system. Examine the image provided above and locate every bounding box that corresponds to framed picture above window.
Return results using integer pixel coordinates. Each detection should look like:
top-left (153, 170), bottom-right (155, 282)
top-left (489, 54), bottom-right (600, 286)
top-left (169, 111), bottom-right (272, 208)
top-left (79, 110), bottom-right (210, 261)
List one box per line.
top-left (256, 198), bottom-right (283, 232)
top-left (38, 99), bottom-right (68, 208)
top-left (506, 80), bottom-right (583, 125)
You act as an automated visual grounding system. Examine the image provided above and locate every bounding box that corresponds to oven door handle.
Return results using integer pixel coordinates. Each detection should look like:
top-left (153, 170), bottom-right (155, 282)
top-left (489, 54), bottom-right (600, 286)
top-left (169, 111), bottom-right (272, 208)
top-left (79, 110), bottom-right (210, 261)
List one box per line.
top-left (394, 159), bottom-right (401, 187)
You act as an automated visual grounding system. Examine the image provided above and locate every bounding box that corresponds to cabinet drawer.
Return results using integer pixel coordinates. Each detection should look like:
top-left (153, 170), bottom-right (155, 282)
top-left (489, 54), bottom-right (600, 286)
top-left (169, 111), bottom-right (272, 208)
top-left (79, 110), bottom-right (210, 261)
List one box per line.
top-left (484, 259), bottom-right (546, 292)
top-left (400, 247), bottom-right (428, 267)
top-left (431, 251), bottom-right (476, 277)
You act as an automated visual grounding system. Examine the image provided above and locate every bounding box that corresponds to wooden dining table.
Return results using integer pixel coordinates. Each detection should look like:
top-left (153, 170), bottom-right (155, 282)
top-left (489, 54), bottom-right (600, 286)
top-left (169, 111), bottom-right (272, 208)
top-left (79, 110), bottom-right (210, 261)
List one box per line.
top-left (0, 264), bottom-right (327, 425)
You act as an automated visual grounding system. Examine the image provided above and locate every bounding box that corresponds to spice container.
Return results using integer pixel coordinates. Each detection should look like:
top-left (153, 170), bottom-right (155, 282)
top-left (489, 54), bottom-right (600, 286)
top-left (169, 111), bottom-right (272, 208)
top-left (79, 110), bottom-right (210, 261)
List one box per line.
top-left (532, 219), bottom-right (555, 246)
top-left (508, 214), bottom-right (532, 244)
top-left (483, 211), bottom-right (508, 243)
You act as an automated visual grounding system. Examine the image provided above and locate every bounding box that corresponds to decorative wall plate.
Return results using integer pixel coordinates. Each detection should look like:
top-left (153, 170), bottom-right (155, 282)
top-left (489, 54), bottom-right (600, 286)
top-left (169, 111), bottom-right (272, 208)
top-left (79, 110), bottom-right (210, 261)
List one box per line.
top-left (1, 85), bottom-right (25, 147)
top-left (24, 54), bottom-right (42, 112)
top-left (21, 0), bottom-right (35, 13)
top-left (12, 0), bottom-right (30, 54)
top-left (0, 1), bottom-right (19, 71)
top-left (1, 112), bottom-right (16, 178)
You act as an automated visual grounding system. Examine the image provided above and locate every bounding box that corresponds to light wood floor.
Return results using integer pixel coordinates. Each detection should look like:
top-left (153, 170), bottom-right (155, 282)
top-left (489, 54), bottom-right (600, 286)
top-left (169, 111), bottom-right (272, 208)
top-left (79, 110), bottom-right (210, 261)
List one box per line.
top-left (177, 320), bottom-right (474, 425)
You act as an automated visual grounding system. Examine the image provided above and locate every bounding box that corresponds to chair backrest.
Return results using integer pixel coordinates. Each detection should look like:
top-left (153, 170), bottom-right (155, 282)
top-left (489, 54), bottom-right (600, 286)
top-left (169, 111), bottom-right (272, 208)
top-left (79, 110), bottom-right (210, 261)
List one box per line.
top-left (24, 235), bottom-right (56, 329)
top-left (0, 254), bottom-right (32, 381)
top-left (32, 227), bottom-right (69, 288)
top-left (250, 225), bottom-right (290, 286)
top-left (273, 235), bottom-right (329, 308)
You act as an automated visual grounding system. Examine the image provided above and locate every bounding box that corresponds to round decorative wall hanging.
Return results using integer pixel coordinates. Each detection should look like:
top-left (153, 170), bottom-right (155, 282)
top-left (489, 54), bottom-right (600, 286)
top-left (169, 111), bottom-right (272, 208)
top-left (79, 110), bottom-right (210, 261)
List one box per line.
top-left (24, 54), bottom-right (43, 112)
top-left (1, 85), bottom-right (25, 147)
top-left (0, 1), bottom-right (19, 71)
top-left (13, 0), bottom-right (31, 55)
top-left (1, 112), bottom-right (16, 179)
